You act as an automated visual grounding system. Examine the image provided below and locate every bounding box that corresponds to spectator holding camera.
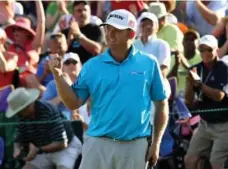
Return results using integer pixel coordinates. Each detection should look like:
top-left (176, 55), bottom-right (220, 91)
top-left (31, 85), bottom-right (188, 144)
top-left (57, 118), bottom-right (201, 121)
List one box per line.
top-left (184, 35), bottom-right (228, 169)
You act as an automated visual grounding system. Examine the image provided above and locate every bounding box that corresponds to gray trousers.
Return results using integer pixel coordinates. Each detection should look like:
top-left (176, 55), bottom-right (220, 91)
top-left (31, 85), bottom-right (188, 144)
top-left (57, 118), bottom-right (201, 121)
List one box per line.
top-left (79, 136), bottom-right (148, 169)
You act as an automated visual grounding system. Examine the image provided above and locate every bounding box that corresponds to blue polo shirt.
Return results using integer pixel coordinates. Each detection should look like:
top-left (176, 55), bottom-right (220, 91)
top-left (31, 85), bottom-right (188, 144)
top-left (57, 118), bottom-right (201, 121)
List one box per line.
top-left (72, 45), bottom-right (168, 140)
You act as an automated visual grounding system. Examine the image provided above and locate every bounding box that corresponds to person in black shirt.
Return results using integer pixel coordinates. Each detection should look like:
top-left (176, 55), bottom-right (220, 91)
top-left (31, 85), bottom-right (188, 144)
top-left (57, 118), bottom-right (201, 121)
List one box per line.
top-left (62, 1), bottom-right (105, 64)
top-left (6, 88), bottom-right (82, 169)
top-left (184, 35), bottom-right (228, 169)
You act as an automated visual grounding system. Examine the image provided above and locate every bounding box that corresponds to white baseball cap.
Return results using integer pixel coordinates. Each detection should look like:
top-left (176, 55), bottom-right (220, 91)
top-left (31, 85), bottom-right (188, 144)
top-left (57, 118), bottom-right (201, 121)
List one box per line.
top-left (138, 12), bottom-right (158, 28)
top-left (148, 2), bottom-right (168, 19)
top-left (63, 52), bottom-right (80, 63)
top-left (199, 35), bottom-right (218, 49)
top-left (100, 9), bottom-right (137, 32)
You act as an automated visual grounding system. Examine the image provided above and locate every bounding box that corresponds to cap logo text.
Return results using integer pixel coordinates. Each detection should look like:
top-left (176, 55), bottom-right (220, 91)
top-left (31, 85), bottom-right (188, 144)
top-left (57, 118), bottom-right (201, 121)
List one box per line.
top-left (108, 14), bottom-right (124, 20)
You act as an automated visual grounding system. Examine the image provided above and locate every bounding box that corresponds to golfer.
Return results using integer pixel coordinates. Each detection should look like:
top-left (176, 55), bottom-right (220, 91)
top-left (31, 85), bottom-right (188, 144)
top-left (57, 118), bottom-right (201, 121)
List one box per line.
top-left (49, 9), bottom-right (169, 169)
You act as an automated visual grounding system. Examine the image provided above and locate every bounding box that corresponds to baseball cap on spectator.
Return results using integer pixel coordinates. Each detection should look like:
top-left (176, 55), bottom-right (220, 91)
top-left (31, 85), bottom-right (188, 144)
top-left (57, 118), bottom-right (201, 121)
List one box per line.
top-left (100, 9), bottom-right (137, 32)
top-left (148, 2), bottom-right (168, 19)
top-left (185, 29), bottom-right (200, 40)
top-left (199, 35), bottom-right (218, 49)
top-left (63, 52), bottom-right (80, 64)
top-left (137, 12), bottom-right (158, 29)
top-left (50, 32), bottom-right (65, 39)
top-left (166, 13), bottom-right (177, 24)
top-left (4, 17), bottom-right (35, 42)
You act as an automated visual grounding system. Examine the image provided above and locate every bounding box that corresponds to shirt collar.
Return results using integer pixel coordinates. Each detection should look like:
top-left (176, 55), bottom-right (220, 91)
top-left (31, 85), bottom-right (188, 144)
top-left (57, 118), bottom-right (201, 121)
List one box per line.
top-left (102, 45), bottom-right (137, 64)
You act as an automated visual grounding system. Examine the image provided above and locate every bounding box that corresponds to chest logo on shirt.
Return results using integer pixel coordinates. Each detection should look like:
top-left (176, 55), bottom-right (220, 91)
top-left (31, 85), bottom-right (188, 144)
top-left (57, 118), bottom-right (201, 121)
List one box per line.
top-left (72, 41), bottom-right (80, 48)
top-left (131, 71), bottom-right (146, 75)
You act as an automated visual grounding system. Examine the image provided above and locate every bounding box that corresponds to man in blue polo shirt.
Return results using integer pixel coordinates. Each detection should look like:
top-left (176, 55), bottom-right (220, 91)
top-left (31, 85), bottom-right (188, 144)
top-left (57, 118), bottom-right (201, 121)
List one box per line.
top-left (49, 9), bottom-right (169, 169)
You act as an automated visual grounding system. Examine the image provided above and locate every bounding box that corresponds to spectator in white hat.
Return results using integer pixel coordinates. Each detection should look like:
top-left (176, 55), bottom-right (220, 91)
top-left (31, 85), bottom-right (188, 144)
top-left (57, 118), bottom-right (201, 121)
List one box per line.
top-left (134, 12), bottom-right (171, 78)
top-left (6, 87), bottom-right (82, 169)
top-left (185, 35), bottom-right (228, 169)
top-left (148, 2), bottom-right (183, 52)
top-left (49, 9), bottom-right (169, 169)
top-left (42, 52), bottom-right (85, 121)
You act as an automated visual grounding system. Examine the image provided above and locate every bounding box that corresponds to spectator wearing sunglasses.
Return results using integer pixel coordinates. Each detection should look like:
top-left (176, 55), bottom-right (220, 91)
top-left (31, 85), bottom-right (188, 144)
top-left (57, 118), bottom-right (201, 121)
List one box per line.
top-left (36, 32), bottom-right (68, 87)
top-left (42, 52), bottom-right (84, 120)
top-left (185, 35), bottom-right (228, 169)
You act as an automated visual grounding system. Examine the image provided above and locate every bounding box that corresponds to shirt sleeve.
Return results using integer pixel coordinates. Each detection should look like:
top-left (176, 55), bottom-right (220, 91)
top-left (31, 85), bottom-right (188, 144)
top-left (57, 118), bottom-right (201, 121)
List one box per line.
top-left (157, 40), bottom-right (171, 68)
top-left (48, 112), bottom-right (68, 142)
top-left (41, 81), bottom-right (57, 101)
top-left (150, 60), bottom-right (168, 101)
top-left (71, 62), bottom-right (90, 103)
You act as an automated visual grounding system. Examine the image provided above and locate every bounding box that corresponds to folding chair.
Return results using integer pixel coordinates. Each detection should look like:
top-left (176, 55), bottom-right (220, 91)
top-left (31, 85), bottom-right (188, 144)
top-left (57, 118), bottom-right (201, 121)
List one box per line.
top-left (0, 137), bottom-right (4, 166)
top-left (0, 85), bottom-right (14, 113)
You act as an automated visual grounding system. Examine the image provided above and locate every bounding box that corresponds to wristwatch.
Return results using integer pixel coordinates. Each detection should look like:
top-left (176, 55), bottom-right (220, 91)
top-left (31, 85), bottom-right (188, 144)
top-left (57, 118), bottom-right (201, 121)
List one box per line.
top-left (38, 147), bottom-right (44, 154)
top-left (74, 33), bottom-right (83, 41)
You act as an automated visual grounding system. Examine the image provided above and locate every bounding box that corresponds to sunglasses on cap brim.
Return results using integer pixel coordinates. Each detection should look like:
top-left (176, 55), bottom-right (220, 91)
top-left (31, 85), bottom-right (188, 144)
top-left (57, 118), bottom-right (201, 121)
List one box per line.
top-left (63, 59), bottom-right (78, 65)
top-left (198, 47), bottom-right (213, 53)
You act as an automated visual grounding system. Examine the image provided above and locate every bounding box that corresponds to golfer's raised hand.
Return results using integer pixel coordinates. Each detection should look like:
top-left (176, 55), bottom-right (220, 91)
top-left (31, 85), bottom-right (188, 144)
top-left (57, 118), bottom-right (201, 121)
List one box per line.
top-left (49, 54), bottom-right (62, 75)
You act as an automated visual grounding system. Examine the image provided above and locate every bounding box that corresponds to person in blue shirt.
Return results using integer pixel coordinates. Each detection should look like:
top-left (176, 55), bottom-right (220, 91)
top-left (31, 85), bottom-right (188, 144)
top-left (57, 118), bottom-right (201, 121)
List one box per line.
top-left (42, 52), bottom-right (83, 120)
top-left (49, 9), bottom-right (169, 169)
top-left (36, 32), bottom-right (68, 86)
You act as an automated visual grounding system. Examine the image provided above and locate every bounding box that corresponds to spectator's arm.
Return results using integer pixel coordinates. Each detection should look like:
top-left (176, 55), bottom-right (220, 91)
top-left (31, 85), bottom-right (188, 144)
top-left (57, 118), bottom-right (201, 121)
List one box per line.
top-left (0, 52), bottom-right (18, 73)
top-left (46, 13), bottom-right (62, 31)
top-left (160, 65), bottom-right (169, 78)
top-left (128, 3), bottom-right (138, 18)
top-left (41, 112), bottom-right (68, 153)
top-left (46, 2), bottom-right (68, 30)
top-left (78, 35), bottom-right (102, 55)
top-left (68, 20), bottom-right (102, 55)
top-left (40, 141), bottom-right (67, 153)
top-left (96, 1), bottom-right (104, 19)
top-left (218, 40), bottom-right (228, 58)
top-left (201, 83), bottom-right (226, 102)
top-left (32, 0), bottom-right (45, 54)
top-left (195, 0), bottom-right (221, 25)
top-left (212, 19), bottom-right (225, 37)
top-left (185, 77), bottom-right (195, 106)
